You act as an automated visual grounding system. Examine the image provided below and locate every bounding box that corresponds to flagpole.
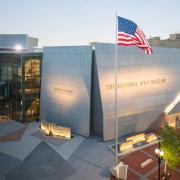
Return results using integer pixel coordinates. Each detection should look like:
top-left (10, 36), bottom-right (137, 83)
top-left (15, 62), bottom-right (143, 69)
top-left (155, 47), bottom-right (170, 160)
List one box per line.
top-left (115, 12), bottom-right (118, 166)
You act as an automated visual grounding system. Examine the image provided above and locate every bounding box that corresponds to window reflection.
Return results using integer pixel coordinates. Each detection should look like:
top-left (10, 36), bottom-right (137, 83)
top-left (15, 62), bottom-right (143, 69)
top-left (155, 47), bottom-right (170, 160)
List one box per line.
top-left (0, 53), bottom-right (42, 122)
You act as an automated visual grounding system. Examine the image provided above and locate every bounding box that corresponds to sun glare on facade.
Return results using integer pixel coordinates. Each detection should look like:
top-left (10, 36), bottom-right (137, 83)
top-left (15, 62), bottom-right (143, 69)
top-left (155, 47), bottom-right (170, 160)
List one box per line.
top-left (164, 94), bottom-right (180, 115)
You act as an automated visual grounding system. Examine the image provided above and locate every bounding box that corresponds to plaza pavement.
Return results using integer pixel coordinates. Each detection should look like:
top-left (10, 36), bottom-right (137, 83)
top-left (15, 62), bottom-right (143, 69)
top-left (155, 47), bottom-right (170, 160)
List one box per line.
top-left (0, 120), bottom-right (180, 180)
top-left (0, 120), bottom-right (114, 180)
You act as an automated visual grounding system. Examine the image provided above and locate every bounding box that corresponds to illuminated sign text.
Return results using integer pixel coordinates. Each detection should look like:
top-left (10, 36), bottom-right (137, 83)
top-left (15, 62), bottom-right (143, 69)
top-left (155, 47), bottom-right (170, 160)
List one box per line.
top-left (107, 78), bottom-right (165, 89)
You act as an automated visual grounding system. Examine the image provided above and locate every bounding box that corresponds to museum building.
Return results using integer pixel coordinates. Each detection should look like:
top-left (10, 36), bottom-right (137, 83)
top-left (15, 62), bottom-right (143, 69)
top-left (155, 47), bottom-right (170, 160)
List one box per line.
top-left (1, 34), bottom-right (180, 141)
top-left (41, 43), bottom-right (180, 140)
top-left (0, 34), bottom-right (42, 122)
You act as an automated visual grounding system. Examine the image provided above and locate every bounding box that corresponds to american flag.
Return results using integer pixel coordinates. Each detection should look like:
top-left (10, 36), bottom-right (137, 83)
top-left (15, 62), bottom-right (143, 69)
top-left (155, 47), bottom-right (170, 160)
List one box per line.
top-left (117, 16), bottom-right (153, 54)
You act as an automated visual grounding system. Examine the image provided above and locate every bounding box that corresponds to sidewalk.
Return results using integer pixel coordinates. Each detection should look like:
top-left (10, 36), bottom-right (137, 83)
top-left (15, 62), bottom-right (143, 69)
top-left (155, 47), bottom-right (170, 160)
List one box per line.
top-left (0, 121), bottom-right (114, 180)
top-left (0, 120), bottom-right (179, 180)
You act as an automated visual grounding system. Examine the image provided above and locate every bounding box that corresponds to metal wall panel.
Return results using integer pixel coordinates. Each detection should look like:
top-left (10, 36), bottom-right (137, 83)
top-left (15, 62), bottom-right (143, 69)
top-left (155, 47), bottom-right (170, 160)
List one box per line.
top-left (0, 34), bottom-right (38, 48)
top-left (94, 43), bottom-right (180, 140)
top-left (40, 46), bottom-right (92, 137)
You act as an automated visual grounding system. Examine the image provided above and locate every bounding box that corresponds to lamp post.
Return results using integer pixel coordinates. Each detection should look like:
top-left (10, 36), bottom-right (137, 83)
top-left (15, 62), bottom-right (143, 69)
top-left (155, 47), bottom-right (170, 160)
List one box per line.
top-left (155, 142), bottom-right (164, 180)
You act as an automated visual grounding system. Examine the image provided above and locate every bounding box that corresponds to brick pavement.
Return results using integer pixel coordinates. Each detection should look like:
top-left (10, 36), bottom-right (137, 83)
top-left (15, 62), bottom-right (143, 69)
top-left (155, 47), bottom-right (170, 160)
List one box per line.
top-left (111, 143), bottom-right (180, 180)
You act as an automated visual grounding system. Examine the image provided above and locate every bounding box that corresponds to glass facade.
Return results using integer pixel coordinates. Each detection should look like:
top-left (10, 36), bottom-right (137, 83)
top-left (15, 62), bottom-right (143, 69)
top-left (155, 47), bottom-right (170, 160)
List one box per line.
top-left (0, 82), bottom-right (8, 121)
top-left (0, 51), bottom-right (42, 122)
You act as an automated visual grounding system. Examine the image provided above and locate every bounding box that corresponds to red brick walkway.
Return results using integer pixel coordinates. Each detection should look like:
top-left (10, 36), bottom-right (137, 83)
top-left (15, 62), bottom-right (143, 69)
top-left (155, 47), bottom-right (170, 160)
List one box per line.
top-left (110, 143), bottom-right (180, 180)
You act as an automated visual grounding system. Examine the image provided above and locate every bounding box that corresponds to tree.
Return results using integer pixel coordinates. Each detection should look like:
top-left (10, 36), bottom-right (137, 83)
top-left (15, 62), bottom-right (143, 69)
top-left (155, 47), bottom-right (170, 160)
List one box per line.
top-left (160, 124), bottom-right (180, 169)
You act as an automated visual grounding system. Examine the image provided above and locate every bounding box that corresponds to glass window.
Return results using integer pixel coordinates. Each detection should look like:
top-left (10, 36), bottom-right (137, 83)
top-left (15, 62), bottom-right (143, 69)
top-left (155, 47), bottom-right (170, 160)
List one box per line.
top-left (0, 52), bottom-right (42, 122)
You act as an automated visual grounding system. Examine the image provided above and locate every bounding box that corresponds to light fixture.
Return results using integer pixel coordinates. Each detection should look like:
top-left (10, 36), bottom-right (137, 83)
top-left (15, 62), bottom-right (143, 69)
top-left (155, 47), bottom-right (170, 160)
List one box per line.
top-left (155, 148), bottom-right (160, 154)
top-left (14, 44), bottom-right (22, 51)
top-left (155, 148), bottom-right (164, 157)
top-left (159, 150), bottom-right (164, 157)
top-left (155, 147), bottom-right (165, 180)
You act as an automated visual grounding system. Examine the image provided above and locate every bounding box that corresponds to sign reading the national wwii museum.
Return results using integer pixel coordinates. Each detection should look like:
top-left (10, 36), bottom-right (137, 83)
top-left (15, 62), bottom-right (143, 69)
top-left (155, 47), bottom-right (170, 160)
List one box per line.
top-left (107, 78), bottom-right (165, 89)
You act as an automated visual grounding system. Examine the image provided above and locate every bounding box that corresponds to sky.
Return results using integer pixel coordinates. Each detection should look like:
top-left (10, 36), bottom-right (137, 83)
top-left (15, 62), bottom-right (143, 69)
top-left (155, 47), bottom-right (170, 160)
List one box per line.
top-left (0, 0), bottom-right (180, 47)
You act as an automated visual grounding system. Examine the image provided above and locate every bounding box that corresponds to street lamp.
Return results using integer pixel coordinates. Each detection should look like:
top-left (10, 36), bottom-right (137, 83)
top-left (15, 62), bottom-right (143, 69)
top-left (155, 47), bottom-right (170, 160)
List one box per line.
top-left (155, 146), bottom-right (164, 180)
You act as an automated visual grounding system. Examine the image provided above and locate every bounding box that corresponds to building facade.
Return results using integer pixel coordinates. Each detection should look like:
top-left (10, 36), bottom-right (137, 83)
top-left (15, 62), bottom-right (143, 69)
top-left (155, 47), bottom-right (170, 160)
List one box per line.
top-left (40, 46), bottom-right (92, 137)
top-left (1, 34), bottom-right (180, 140)
top-left (40, 43), bottom-right (180, 140)
top-left (91, 43), bottom-right (180, 140)
top-left (148, 33), bottom-right (180, 48)
top-left (0, 50), bottom-right (42, 122)
top-left (0, 34), bottom-right (38, 49)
